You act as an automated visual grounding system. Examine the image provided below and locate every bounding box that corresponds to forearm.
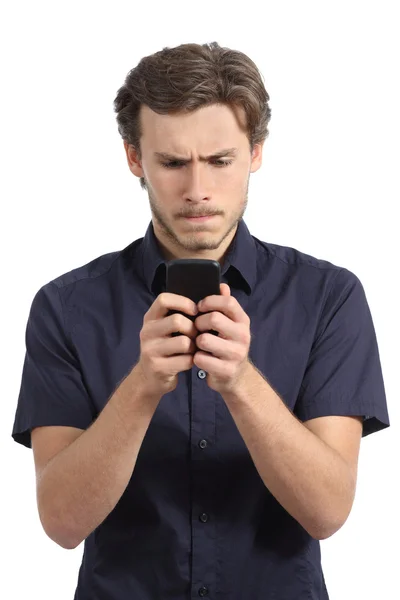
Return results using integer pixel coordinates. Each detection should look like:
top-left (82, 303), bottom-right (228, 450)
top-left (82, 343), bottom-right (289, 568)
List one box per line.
top-left (222, 363), bottom-right (355, 540)
top-left (37, 365), bottom-right (161, 549)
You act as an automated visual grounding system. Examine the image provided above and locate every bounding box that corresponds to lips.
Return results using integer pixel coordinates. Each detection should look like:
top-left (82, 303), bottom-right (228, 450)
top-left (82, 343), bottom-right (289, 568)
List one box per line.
top-left (184, 214), bottom-right (215, 218)
top-left (183, 215), bottom-right (217, 223)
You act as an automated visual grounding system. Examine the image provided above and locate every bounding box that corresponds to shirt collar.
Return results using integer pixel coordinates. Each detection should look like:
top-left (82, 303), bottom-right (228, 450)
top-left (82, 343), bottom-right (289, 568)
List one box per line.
top-left (137, 218), bottom-right (257, 297)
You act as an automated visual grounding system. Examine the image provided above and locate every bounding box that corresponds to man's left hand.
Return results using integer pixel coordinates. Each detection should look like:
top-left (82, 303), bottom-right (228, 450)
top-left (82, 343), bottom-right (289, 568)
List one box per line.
top-left (193, 283), bottom-right (252, 394)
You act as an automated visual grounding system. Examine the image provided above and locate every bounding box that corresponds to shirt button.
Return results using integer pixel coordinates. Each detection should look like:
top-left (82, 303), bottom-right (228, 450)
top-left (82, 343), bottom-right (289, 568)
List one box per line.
top-left (198, 586), bottom-right (209, 597)
top-left (197, 369), bottom-right (207, 379)
top-left (199, 513), bottom-right (209, 523)
top-left (199, 439), bottom-right (208, 449)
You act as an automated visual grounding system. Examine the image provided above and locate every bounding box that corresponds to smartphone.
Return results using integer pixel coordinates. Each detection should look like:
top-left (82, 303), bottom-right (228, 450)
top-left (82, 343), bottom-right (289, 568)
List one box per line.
top-left (166, 258), bottom-right (221, 337)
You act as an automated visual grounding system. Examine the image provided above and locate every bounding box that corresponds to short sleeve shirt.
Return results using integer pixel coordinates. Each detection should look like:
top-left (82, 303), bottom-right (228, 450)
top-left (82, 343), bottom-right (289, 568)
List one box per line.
top-left (12, 219), bottom-right (390, 599)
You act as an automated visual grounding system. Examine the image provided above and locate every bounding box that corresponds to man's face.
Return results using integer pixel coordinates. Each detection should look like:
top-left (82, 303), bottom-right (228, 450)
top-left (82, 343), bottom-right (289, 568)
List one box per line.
top-left (124, 103), bottom-right (263, 262)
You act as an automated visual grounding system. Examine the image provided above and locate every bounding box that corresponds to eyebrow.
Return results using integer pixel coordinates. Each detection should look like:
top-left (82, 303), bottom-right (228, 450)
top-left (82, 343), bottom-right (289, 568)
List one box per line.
top-left (154, 148), bottom-right (238, 162)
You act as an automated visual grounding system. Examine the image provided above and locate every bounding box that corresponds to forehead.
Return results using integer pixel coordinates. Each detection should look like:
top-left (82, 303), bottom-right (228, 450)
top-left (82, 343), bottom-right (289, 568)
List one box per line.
top-left (139, 103), bottom-right (248, 151)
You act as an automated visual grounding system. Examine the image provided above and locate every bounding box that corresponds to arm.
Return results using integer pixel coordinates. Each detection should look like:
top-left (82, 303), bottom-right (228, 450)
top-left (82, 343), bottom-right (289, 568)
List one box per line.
top-left (194, 277), bottom-right (382, 541)
top-left (222, 362), bottom-right (363, 540)
top-left (35, 365), bottom-right (161, 550)
top-left (34, 290), bottom-right (200, 551)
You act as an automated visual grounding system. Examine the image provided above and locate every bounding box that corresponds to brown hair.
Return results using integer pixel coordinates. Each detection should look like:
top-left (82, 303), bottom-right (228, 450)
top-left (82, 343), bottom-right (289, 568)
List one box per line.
top-left (113, 41), bottom-right (272, 190)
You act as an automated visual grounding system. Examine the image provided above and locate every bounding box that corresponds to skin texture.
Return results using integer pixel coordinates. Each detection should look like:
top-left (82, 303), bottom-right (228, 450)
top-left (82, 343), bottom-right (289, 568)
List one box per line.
top-left (192, 283), bottom-right (363, 539)
top-left (124, 103), bottom-right (363, 540)
top-left (31, 102), bottom-right (363, 550)
top-left (124, 103), bottom-right (263, 266)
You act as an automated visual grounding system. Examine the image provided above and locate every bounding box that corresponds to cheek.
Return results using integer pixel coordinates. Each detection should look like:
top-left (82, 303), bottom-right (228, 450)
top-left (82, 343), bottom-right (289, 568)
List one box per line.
top-left (222, 167), bottom-right (248, 190)
top-left (153, 169), bottom-right (183, 191)
top-left (145, 165), bottom-right (164, 186)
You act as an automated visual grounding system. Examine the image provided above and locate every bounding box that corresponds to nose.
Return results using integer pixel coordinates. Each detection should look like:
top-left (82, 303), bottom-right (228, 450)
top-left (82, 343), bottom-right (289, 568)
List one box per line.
top-left (184, 162), bottom-right (211, 203)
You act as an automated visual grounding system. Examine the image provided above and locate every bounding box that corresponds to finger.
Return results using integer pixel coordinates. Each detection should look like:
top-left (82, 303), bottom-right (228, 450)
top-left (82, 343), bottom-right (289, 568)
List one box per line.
top-left (160, 335), bottom-right (197, 357)
top-left (146, 293), bottom-right (198, 321)
top-left (163, 313), bottom-right (198, 338)
top-left (164, 314), bottom-right (199, 339)
top-left (144, 333), bottom-right (196, 359)
top-left (197, 283), bottom-right (229, 311)
top-left (220, 283), bottom-right (231, 296)
top-left (198, 295), bottom-right (248, 325)
top-left (195, 311), bottom-right (241, 341)
top-left (142, 312), bottom-right (197, 341)
top-left (197, 283), bottom-right (229, 312)
top-left (195, 334), bottom-right (244, 361)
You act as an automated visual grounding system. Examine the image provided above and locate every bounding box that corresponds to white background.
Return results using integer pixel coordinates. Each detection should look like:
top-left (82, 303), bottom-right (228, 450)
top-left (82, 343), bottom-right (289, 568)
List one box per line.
top-left (1, 1), bottom-right (398, 598)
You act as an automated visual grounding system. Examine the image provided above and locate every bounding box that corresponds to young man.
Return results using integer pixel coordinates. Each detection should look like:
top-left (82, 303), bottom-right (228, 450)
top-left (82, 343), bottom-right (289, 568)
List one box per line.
top-left (12, 41), bottom-right (390, 599)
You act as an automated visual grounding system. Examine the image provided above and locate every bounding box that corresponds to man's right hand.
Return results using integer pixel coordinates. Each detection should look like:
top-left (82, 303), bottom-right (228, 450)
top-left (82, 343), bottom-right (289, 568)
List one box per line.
top-left (134, 293), bottom-right (199, 397)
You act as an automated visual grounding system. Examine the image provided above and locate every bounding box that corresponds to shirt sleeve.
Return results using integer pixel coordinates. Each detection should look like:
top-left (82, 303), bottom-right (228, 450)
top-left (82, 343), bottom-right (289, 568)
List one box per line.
top-left (294, 268), bottom-right (390, 437)
top-left (12, 282), bottom-right (96, 449)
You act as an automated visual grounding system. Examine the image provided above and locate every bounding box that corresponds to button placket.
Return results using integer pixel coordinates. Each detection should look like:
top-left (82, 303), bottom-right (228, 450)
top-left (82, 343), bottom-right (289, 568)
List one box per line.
top-left (191, 367), bottom-right (215, 599)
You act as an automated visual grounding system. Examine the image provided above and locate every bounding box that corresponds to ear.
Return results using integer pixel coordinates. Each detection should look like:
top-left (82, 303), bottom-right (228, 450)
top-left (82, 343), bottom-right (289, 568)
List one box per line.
top-left (250, 141), bottom-right (264, 174)
top-left (123, 141), bottom-right (145, 178)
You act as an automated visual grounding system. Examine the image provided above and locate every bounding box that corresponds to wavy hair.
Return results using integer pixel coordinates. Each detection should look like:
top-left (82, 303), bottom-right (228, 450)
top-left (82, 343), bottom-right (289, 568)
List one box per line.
top-left (113, 41), bottom-right (272, 190)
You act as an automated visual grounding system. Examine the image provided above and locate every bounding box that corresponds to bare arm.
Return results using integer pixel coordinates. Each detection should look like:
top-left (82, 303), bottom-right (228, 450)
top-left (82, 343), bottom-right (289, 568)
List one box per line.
top-left (34, 291), bottom-right (199, 550)
top-left (222, 362), bottom-right (363, 540)
top-left (35, 365), bottom-right (161, 549)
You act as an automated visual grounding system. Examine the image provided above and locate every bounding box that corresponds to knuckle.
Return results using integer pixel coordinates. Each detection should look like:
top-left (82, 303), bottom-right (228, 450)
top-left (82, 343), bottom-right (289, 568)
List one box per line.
top-left (179, 336), bottom-right (190, 350)
top-left (233, 345), bottom-right (245, 361)
top-left (197, 333), bottom-right (205, 347)
top-left (210, 313), bottom-right (220, 328)
top-left (227, 364), bottom-right (236, 378)
top-left (158, 293), bottom-right (168, 306)
top-left (142, 312), bottom-right (151, 327)
top-left (173, 314), bottom-right (183, 328)
top-left (241, 330), bottom-right (250, 344)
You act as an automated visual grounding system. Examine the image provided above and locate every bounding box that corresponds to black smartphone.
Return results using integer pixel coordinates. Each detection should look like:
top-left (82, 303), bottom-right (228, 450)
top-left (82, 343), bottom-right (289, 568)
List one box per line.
top-left (166, 259), bottom-right (221, 337)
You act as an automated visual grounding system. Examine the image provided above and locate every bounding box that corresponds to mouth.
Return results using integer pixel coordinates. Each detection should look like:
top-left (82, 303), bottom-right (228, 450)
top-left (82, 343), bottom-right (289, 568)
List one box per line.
top-left (183, 214), bottom-right (217, 222)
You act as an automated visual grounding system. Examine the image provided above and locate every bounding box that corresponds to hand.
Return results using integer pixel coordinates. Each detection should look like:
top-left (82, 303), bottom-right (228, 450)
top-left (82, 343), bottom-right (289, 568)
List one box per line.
top-left (135, 293), bottom-right (199, 398)
top-left (193, 283), bottom-right (252, 394)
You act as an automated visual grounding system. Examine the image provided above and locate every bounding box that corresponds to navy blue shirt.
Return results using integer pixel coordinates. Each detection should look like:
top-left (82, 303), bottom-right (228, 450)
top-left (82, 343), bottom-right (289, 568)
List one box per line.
top-left (12, 218), bottom-right (390, 599)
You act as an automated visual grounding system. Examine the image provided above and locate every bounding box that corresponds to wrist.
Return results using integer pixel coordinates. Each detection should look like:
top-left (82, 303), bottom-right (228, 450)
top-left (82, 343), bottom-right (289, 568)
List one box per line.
top-left (129, 361), bottom-right (163, 404)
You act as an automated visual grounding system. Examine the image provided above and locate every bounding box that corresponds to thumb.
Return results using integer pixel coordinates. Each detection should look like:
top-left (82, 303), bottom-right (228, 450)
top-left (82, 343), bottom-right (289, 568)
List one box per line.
top-left (220, 283), bottom-right (231, 296)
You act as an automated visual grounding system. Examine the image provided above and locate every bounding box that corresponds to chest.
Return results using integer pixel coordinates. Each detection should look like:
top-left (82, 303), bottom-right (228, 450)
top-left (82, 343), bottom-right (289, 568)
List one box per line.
top-left (71, 282), bottom-right (317, 417)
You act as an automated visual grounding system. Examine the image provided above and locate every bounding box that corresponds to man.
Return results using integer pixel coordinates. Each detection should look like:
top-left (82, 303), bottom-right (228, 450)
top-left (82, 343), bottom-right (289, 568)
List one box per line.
top-left (12, 41), bottom-right (390, 599)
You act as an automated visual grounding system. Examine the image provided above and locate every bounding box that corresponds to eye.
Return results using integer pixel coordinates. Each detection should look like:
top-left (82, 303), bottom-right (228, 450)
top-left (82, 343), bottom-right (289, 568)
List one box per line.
top-left (161, 159), bottom-right (234, 169)
top-left (162, 161), bottom-right (185, 169)
top-left (211, 159), bottom-right (233, 167)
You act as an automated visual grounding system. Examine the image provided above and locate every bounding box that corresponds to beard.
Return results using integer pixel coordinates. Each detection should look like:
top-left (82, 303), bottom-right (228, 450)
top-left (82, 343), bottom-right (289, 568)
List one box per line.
top-left (144, 174), bottom-right (250, 254)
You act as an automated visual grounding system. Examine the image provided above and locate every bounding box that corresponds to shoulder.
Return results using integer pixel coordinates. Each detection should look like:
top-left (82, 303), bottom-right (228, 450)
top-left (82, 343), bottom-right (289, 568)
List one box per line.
top-left (30, 238), bottom-right (144, 322)
top-left (253, 235), bottom-right (362, 284)
top-left (50, 249), bottom-right (123, 290)
top-left (41, 238), bottom-right (144, 291)
top-left (253, 236), bottom-right (344, 273)
top-left (252, 236), bottom-right (361, 308)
